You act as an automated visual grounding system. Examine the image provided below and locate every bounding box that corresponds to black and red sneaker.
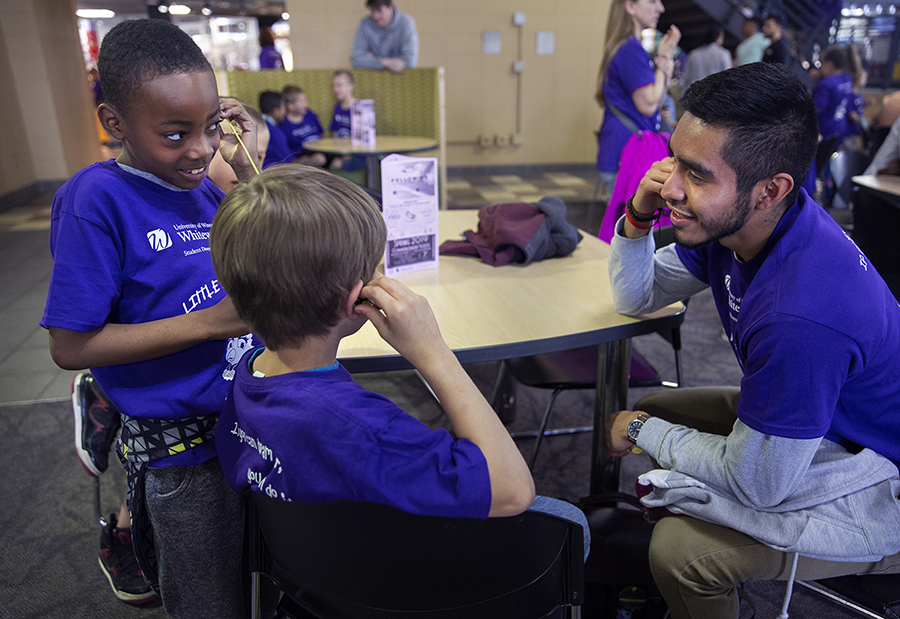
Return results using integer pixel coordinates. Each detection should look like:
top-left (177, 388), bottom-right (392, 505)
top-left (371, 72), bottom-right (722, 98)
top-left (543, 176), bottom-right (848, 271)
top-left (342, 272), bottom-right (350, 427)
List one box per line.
top-left (72, 372), bottom-right (121, 477)
top-left (98, 513), bottom-right (157, 605)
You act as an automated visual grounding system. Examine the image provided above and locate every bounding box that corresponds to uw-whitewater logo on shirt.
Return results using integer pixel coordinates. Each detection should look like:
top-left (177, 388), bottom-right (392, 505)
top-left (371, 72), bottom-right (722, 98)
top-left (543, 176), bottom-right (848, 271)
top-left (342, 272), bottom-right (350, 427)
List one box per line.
top-left (147, 229), bottom-right (172, 252)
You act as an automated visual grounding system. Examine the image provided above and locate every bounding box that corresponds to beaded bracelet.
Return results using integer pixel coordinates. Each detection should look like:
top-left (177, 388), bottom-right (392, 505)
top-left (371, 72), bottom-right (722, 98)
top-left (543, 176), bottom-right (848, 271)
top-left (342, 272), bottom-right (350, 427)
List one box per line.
top-left (625, 193), bottom-right (661, 223)
top-left (625, 208), bottom-right (655, 229)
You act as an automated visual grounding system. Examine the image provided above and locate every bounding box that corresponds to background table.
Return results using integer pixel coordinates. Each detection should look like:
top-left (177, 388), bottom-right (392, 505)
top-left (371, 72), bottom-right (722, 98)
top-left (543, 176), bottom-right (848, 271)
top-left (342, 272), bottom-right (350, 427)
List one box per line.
top-left (305, 136), bottom-right (439, 192)
top-left (338, 210), bottom-right (684, 493)
top-left (851, 175), bottom-right (900, 299)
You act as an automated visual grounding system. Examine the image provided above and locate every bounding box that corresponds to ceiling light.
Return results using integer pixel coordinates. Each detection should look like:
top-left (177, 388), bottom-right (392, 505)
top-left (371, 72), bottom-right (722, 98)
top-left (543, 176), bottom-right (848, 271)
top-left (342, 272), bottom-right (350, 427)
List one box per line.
top-left (158, 4), bottom-right (168, 13)
top-left (201, 3), bottom-right (212, 15)
top-left (282, 12), bottom-right (290, 20)
top-left (76, 8), bottom-right (115, 18)
top-left (169, 4), bottom-right (191, 15)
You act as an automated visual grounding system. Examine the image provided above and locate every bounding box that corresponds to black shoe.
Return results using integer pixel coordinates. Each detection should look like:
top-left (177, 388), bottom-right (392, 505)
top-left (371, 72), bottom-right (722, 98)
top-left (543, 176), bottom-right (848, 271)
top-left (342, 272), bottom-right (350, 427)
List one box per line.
top-left (72, 372), bottom-right (121, 477)
top-left (98, 514), bottom-right (157, 605)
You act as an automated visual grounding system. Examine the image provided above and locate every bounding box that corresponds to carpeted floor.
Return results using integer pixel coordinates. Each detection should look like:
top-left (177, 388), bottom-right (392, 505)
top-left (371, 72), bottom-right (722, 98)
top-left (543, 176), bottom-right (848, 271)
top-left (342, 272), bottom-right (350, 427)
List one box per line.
top-left (0, 288), bottom-right (869, 618)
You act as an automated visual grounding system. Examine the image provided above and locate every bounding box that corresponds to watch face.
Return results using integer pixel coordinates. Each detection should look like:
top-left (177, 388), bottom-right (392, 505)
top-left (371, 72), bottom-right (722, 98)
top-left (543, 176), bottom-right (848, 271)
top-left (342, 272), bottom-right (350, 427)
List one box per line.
top-left (627, 418), bottom-right (644, 442)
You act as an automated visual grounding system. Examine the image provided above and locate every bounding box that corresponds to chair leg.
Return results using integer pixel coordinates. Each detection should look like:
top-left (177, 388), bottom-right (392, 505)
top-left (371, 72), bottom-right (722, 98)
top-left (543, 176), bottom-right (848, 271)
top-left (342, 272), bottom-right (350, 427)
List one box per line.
top-left (251, 572), bottom-right (262, 619)
top-left (491, 360), bottom-right (518, 424)
top-left (528, 388), bottom-right (563, 470)
top-left (93, 476), bottom-right (109, 527)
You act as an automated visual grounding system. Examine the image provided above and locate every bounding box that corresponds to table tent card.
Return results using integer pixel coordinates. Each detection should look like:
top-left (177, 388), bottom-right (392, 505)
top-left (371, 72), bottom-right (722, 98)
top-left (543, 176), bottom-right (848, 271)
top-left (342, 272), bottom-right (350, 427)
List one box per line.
top-left (350, 99), bottom-right (376, 146)
top-left (381, 154), bottom-right (439, 276)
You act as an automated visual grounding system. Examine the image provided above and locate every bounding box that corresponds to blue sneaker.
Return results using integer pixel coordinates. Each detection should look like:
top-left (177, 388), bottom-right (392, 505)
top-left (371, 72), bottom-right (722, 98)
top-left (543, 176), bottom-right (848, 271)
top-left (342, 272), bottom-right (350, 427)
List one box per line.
top-left (72, 372), bottom-right (121, 477)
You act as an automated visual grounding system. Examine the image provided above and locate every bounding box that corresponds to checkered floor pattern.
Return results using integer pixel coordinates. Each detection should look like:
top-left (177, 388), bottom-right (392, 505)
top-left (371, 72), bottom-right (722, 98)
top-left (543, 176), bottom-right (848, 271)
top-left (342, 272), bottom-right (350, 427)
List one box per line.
top-left (446, 169), bottom-right (602, 209)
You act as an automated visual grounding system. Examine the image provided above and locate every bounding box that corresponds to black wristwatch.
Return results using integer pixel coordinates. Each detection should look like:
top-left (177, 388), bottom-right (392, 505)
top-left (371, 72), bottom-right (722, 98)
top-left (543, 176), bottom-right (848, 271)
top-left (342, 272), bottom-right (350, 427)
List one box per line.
top-left (626, 413), bottom-right (650, 444)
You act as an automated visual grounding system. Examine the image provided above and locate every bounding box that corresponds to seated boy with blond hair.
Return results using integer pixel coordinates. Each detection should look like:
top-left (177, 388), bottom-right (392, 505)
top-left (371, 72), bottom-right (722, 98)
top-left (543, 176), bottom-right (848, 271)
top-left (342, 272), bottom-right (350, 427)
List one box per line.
top-left (210, 166), bottom-right (589, 544)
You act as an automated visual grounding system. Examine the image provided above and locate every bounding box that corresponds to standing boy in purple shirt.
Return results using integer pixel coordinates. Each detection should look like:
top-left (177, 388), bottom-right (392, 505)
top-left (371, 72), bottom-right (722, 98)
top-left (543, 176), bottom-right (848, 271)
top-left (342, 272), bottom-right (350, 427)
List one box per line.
top-left (41, 19), bottom-right (259, 617)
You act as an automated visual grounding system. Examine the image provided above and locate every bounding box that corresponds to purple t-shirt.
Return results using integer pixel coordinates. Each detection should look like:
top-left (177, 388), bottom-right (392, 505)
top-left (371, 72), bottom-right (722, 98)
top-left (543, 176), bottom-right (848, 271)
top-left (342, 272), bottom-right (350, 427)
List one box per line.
top-left (675, 189), bottom-right (900, 465)
top-left (280, 110), bottom-right (323, 155)
top-left (597, 37), bottom-right (661, 172)
top-left (812, 73), bottom-right (862, 143)
top-left (330, 102), bottom-right (352, 138)
top-left (216, 350), bottom-right (493, 518)
top-left (259, 45), bottom-right (283, 70)
top-left (263, 120), bottom-right (293, 167)
top-left (41, 160), bottom-right (257, 428)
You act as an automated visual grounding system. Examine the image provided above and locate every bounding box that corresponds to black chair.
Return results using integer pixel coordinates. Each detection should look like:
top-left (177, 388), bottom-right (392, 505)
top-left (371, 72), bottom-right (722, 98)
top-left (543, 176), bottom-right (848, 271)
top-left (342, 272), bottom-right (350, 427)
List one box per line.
top-left (495, 333), bottom-right (682, 471)
top-left (247, 493), bottom-right (584, 619)
top-left (493, 227), bottom-right (686, 471)
top-left (799, 574), bottom-right (900, 618)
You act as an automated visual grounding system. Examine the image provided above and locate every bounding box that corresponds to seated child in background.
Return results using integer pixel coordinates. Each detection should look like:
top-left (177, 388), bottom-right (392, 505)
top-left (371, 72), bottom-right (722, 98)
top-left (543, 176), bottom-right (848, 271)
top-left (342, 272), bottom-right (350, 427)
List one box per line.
top-left (279, 85), bottom-right (327, 167)
top-left (329, 70), bottom-right (365, 171)
top-left (258, 90), bottom-right (293, 168)
top-left (210, 166), bottom-right (589, 556)
top-left (209, 102), bottom-right (270, 193)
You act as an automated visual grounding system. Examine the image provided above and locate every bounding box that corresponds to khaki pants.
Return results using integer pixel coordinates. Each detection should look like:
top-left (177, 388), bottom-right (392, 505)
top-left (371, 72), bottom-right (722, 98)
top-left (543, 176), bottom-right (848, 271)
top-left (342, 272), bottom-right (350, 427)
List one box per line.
top-left (634, 387), bottom-right (900, 619)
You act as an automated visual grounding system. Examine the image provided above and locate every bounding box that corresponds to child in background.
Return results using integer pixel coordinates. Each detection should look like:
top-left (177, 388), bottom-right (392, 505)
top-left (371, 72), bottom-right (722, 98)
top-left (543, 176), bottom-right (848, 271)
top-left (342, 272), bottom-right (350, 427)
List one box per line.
top-left (813, 44), bottom-right (865, 148)
top-left (41, 18), bottom-right (258, 617)
top-left (258, 90), bottom-right (293, 168)
top-left (209, 102), bottom-right (270, 193)
top-left (279, 85), bottom-right (327, 166)
top-left (210, 166), bottom-right (590, 559)
top-left (329, 70), bottom-right (365, 171)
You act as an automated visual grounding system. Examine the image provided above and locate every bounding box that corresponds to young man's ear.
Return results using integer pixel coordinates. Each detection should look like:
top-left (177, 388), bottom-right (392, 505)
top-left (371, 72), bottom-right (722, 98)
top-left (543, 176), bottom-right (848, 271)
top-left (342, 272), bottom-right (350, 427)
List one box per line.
top-left (97, 104), bottom-right (125, 141)
top-left (755, 172), bottom-right (794, 211)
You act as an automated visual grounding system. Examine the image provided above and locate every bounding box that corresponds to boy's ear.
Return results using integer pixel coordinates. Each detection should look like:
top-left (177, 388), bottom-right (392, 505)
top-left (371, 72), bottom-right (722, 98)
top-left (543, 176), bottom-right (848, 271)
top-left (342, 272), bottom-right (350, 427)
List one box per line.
top-left (342, 280), bottom-right (366, 317)
top-left (98, 104), bottom-right (125, 141)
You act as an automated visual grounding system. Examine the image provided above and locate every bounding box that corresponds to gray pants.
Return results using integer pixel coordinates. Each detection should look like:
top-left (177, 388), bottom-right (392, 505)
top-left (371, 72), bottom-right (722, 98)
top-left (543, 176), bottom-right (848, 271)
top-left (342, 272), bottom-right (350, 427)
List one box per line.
top-left (145, 457), bottom-right (247, 619)
top-left (635, 387), bottom-right (900, 619)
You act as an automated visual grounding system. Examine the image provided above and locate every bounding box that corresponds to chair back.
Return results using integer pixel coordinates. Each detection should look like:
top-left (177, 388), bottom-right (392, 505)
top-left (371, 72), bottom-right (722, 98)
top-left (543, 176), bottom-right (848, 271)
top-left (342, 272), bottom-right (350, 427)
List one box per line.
top-left (248, 493), bottom-right (584, 619)
top-left (828, 149), bottom-right (872, 209)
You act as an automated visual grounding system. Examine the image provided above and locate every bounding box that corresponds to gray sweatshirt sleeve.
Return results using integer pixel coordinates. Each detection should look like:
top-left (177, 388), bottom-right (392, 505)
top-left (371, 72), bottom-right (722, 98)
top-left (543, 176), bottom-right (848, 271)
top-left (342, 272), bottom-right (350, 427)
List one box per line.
top-left (638, 417), bottom-right (822, 508)
top-left (395, 13), bottom-right (419, 68)
top-left (351, 19), bottom-right (384, 70)
top-left (608, 216), bottom-right (708, 315)
top-left (864, 115), bottom-right (900, 175)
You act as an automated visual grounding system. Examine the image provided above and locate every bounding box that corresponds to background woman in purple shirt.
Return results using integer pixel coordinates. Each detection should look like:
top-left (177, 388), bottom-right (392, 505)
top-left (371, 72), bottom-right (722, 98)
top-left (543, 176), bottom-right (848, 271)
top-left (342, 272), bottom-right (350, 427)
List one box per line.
top-left (595, 0), bottom-right (680, 197)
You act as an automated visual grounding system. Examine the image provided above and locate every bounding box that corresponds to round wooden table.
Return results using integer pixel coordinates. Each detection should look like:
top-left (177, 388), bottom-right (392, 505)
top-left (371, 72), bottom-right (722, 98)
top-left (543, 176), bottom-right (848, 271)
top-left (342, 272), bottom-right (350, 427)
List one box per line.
top-left (304, 136), bottom-right (439, 191)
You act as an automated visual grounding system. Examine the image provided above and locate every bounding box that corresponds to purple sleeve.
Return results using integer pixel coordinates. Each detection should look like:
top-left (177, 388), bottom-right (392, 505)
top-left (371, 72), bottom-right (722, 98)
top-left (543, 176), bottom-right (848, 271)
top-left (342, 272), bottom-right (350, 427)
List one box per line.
top-left (362, 414), bottom-right (493, 518)
top-left (42, 182), bottom-right (122, 332)
top-left (736, 316), bottom-right (857, 439)
top-left (617, 38), bottom-right (656, 95)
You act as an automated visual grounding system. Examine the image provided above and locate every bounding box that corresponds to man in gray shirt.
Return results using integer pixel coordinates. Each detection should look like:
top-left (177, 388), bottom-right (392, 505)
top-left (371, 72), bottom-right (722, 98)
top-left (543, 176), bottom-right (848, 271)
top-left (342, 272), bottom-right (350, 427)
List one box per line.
top-left (351, 0), bottom-right (419, 73)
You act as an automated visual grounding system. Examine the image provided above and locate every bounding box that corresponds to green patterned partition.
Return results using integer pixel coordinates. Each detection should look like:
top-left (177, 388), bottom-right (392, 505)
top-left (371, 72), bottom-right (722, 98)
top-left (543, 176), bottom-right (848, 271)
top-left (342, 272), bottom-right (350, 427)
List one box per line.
top-left (223, 68), bottom-right (442, 142)
top-left (221, 67), bottom-right (447, 206)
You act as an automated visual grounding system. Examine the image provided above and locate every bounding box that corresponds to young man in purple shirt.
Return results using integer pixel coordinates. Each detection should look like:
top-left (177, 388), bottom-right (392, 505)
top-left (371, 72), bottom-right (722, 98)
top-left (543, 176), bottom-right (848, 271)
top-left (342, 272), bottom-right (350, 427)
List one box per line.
top-left (605, 62), bottom-right (900, 619)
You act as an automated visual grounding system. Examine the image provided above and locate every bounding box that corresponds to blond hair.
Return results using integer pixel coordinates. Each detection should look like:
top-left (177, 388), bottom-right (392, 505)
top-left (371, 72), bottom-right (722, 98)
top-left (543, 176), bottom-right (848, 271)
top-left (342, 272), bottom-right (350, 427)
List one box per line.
top-left (210, 165), bottom-right (386, 350)
top-left (596, 0), bottom-right (639, 107)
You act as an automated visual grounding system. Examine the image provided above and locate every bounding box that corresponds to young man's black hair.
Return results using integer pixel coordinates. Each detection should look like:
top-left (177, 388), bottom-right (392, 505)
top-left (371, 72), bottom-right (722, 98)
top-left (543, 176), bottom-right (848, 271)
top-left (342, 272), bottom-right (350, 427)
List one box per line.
top-left (98, 19), bottom-right (211, 115)
top-left (680, 62), bottom-right (818, 209)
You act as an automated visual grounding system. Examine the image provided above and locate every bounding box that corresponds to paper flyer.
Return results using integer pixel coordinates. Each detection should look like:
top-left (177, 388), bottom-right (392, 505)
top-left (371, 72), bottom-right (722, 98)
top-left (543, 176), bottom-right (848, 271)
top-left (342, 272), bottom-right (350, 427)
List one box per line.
top-left (380, 154), bottom-right (439, 276)
top-left (350, 99), bottom-right (376, 146)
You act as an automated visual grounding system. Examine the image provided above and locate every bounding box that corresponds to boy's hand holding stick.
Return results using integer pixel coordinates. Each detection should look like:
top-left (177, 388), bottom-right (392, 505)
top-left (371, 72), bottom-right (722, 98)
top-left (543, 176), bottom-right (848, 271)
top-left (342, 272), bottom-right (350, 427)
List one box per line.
top-left (219, 97), bottom-right (259, 180)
